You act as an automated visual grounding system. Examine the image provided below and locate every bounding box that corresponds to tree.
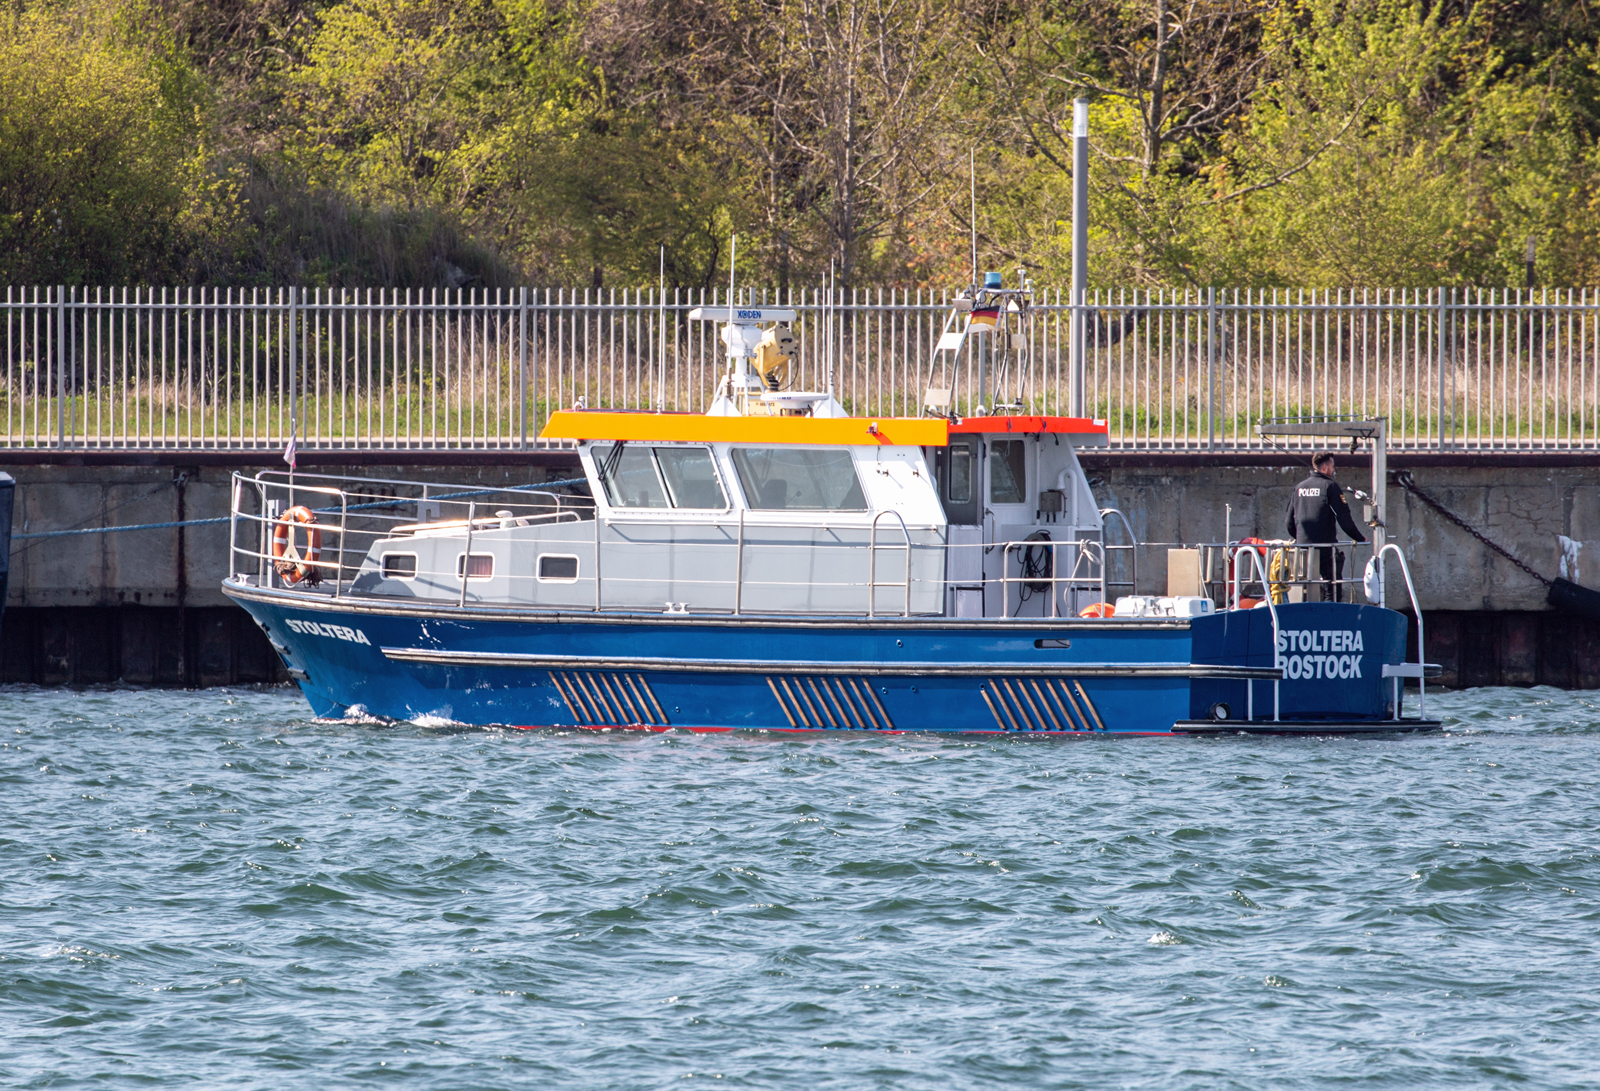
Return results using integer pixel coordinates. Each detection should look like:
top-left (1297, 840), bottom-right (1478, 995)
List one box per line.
top-left (0, 6), bottom-right (238, 284)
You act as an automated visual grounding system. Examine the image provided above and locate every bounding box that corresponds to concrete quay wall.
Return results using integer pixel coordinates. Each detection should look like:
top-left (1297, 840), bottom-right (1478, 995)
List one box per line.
top-left (2, 450), bottom-right (1596, 688)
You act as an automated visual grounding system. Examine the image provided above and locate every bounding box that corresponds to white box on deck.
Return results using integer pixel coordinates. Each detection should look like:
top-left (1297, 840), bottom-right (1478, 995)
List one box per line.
top-left (1114, 595), bottom-right (1214, 618)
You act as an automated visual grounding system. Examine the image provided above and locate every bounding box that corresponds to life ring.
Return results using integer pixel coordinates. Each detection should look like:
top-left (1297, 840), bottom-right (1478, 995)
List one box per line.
top-left (1226, 536), bottom-right (1268, 596)
top-left (272, 505), bottom-right (323, 585)
top-left (1078, 601), bottom-right (1115, 618)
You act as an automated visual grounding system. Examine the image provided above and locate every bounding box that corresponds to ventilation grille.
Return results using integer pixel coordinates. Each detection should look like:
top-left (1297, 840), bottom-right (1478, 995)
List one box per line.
top-left (548, 671), bottom-right (668, 726)
top-left (981, 677), bottom-right (1105, 732)
top-left (767, 675), bottom-right (895, 730)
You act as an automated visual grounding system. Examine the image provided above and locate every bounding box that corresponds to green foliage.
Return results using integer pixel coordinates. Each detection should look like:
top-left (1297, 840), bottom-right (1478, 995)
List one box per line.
top-left (0, 6), bottom-right (241, 283)
top-left (11, 0), bottom-right (1600, 288)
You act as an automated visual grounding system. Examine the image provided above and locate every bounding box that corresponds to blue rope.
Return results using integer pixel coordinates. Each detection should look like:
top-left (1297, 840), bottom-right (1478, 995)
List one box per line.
top-left (317, 477), bottom-right (591, 514)
top-left (11, 477), bottom-right (592, 540)
top-left (15, 516), bottom-right (232, 539)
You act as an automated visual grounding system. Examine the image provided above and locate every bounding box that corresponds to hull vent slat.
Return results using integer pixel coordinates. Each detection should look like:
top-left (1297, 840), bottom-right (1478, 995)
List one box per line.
top-left (548, 671), bottom-right (668, 726)
top-left (767, 676), bottom-right (894, 730)
top-left (981, 678), bottom-right (1106, 732)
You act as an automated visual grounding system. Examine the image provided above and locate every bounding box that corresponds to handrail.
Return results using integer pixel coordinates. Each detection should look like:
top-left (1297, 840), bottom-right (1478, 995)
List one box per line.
top-left (998, 538), bottom-right (1105, 619)
top-left (868, 509), bottom-right (913, 617)
top-left (1376, 543), bottom-right (1426, 720)
top-left (1230, 546), bottom-right (1281, 721)
top-left (1098, 507), bottom-right (1139, 596)
top-left (234, 479), bottom-right (353, 590)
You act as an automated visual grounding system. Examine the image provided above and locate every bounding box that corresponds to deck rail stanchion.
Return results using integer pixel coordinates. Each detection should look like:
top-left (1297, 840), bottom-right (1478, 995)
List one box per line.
top-left (334, 491), bottom-right (349, 598)
top-left (1376, 543), bottom-right (1427, 720)
top-left (1231, 547), bottom-right (1281, 721)
top-left (734, 508), bottom-right (745, 616)
top-left (459, 501), bottom-right (475, 608)
top-left (230, 473), bottom-right (242, 578)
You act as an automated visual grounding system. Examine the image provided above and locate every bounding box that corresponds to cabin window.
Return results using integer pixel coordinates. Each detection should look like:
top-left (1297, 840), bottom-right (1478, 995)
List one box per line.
top-left (731, 447), bottom-right (868, 510)
top-left (948, 443), bottom-right (972, 503)
top-left (989, 439), bottom-right (1027, 504)
top-left (592, 443), bottom-right (669, 508)
top-left (381, 553), bottom-right (417, 580)
top-left (654, 446), bottom-right (727, 509)
top-left (456, 553), bottom-right (494, 579)
top-left (537, 554), bottom-right (579, 582)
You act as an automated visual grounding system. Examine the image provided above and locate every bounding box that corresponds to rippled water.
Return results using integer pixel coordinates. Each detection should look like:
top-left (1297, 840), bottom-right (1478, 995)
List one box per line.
top-left (3, 685), bottom-right (1599, 1090)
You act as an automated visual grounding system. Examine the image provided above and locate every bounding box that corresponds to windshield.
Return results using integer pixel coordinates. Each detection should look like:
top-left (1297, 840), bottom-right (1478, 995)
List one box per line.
top-left (654, 447), bottom-right (727, 509)
top-left (731, 447), bottom-right (867, 511)
top-left (592, 444), bottom-right (668, 508)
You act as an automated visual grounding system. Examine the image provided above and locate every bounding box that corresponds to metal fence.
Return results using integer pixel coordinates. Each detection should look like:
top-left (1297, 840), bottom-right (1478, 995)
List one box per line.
top-left (5, 284), bottom-right (1598, 451)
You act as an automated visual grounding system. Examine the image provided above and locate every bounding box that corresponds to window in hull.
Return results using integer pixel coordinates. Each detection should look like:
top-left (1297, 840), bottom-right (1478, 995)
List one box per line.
top-left (537, 554), bottom-right (579, 582)
top-left (456, 553), bottom-right (494, 579)
top-left (381, 553), bottom-right (418, 580)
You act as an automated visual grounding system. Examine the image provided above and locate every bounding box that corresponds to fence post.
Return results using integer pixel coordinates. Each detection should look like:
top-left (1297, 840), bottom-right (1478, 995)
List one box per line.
top-left (1206, 285), bottom-right (1217, 451)
top-left (1435, 287), bottom-right (1445, 449)
top-left (519, 285), bottom-right (528, 450)
top-left (56, 285), bottom-right (66, 448)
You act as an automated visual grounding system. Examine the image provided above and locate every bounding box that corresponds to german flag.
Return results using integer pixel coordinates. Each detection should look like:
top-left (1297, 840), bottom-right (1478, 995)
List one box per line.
top-left (967, 305), bottom-right (999, 331)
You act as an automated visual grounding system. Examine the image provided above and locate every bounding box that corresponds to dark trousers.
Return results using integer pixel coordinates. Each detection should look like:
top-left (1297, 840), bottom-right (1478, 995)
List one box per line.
top-left (1311, 545), bottom-right (1344, 602)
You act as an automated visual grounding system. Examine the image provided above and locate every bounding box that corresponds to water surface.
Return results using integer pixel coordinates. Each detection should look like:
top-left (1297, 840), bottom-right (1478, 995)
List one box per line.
top-left (2, 685), bottom-right (1597, 1089)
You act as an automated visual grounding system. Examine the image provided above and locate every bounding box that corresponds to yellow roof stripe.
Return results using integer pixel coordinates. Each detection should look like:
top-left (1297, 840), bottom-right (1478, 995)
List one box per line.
top-left (540, 411), bottom-right (949, 447)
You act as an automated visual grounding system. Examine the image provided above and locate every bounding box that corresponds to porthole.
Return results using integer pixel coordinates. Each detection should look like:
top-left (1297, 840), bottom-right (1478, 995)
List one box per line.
top-left (382, 553), bottom-right (418, 580)
top-left (537, 554), bottom-right (579, 582)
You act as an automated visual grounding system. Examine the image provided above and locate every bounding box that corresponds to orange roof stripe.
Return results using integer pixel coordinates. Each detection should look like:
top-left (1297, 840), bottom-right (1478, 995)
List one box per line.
top-left (948, 415), bottom-right (1109, 435)
top-left (540, 410), bottom-right (949, 447)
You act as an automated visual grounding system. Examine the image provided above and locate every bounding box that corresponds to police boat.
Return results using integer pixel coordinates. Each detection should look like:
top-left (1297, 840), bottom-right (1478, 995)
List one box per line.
top-left (221, 293), bottom-right (1441, 736)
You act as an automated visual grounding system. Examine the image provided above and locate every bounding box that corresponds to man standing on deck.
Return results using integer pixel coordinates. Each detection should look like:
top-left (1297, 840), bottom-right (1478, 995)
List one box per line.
top-left (1287, 452), bottom-right (1367, 602)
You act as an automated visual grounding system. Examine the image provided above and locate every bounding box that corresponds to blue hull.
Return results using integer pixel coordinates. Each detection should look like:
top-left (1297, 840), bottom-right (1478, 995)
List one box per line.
top-left (226, 581), bottom-right (1428, 736)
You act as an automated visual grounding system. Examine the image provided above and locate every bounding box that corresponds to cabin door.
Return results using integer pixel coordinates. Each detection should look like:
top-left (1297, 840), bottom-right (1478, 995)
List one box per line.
top-left (936, 437), bottom-right (980, 526)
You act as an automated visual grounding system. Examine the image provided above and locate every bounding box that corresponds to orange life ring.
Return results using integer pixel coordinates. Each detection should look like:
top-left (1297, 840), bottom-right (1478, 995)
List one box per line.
top-left (1078, 601), bottom-right (1115, 618)
top-left (272, 505), bottom-right (323, 585)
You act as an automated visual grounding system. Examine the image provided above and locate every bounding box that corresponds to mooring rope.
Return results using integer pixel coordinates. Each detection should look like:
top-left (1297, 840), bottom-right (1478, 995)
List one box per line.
top-left (1395, 469), bottom-right (1552, 588)
top-left (10, 477), bottom-right (592, 542)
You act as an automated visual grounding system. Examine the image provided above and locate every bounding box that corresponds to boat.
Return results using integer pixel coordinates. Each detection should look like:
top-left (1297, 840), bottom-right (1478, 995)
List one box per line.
top-left (221, 292), bottom-right (1441, 736)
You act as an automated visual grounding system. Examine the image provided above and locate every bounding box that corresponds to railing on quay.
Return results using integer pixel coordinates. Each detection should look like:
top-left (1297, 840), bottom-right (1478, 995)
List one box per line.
top-left (11, 284), bottom-right (1600, 452)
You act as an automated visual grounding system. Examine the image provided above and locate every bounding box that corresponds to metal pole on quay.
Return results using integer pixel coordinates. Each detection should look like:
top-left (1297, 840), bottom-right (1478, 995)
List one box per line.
top-left (1070, 98), bottom-right (1089, 419)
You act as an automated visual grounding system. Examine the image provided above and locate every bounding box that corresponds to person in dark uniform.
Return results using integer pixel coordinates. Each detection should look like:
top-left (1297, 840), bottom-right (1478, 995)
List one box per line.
top-left (1286, 452), bottom-right (1367, 601)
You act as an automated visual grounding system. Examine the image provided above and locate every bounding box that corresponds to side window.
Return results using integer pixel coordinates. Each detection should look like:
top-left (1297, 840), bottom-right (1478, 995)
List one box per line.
top-left (989, 439), bottom-right (1026, 504)
top-left (654, 447), bottom-right (727, 509)
top-left (592, 443), bottom-right (669, 508)
top-left (731, 448), bottom-right (868, 510)
top-left (457, 553), bottom-right (494, 579)
top-left (948, 441), bottom-right (973, 503)
top-left (537, 554), bottom-right (579, 582)
top-left (381, 553), bottom-right (417, 580)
